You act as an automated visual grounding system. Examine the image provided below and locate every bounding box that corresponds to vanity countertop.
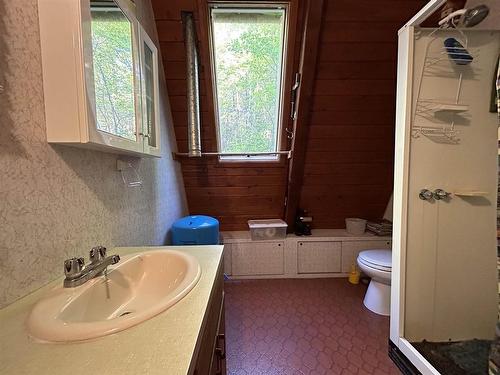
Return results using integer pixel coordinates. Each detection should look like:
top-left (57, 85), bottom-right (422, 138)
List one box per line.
top-left (0, 245), bottom-right (224, 375)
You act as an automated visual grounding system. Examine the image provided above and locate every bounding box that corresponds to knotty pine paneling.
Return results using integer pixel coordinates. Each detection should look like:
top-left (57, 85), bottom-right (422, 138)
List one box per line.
top-left (151, 0), bottom-right (302, 230)
top-left (151, 0), bottom-right (427, 230)
top-left (298, 0), bottom-right (427, 228)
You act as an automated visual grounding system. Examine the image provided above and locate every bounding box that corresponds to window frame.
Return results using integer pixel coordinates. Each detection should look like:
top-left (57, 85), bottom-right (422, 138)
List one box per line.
top-left (207, 2), bottom-right (290, 163)
top-left (138, 24), bottom-right (161, 157)
top-left (84, 0), bottom-right (144, 153)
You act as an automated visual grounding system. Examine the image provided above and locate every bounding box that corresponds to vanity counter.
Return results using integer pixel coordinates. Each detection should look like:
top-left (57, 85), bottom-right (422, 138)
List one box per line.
top-left (0, 245), bottom-right (224, 375)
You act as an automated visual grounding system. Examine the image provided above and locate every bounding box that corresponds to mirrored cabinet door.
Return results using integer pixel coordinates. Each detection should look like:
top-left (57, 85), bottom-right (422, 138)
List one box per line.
top-left (38, 0), bottom-right (161, 158)
top-left (84, 0), bottom-right (143, 153)
top-left (90, 0), bottom-right (139, 142)
top-left (139, 26), bottom-right (161, 156)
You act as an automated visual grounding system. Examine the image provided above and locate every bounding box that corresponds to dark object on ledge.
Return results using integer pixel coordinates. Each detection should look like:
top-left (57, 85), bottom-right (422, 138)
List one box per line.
top-left (294, 208), bottom-right (312, 236)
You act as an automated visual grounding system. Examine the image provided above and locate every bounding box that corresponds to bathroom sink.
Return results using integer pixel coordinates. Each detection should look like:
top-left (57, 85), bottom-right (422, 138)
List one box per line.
top-left (27, 249), bottom-right (201, 342)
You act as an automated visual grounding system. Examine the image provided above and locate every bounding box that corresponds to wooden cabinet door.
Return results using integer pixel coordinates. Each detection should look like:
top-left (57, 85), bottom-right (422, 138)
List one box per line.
top-left (341, 240), bottom-right (391, 273)
top-left (297, 241), bottom-right (341, 274)
top-left (210, 298), bottom-right (226, 375)
top-left (193, 262), bottom-right (224, 375)
top-left (231, 242), bottom-right (284, 276)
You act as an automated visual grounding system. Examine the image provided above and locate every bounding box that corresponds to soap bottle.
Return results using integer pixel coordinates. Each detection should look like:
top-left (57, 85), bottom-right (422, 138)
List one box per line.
top-left (348, 264), bottom-right (360, 284)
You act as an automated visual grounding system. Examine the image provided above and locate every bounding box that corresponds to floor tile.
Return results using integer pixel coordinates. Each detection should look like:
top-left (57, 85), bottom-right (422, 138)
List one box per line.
top-left (225, 278), bottom-right (400, 375)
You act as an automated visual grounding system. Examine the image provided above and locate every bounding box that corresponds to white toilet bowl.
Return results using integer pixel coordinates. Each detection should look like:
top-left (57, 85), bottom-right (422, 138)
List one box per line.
top-left (357, 249), bottom-right (392, 316)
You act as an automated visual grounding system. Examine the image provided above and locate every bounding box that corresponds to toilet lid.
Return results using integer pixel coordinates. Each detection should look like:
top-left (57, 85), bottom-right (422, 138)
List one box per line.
top-left (358, 250), bottom-right (392, 271)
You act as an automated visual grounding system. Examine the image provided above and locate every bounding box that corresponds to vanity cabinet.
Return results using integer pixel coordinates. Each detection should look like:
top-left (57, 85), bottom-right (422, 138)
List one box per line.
top-left (193, 260), bottom-right (226, 375)
top-left (38, 0), bottom-right (161, 157)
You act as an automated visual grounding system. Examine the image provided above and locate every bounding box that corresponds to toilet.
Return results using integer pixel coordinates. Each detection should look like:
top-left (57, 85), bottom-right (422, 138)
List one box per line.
top-left (357, 249), bottom-right (392, 316)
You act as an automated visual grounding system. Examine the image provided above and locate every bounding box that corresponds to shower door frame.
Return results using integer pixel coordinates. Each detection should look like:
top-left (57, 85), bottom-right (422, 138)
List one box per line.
top-left (390, 0), bottom-right (446, 374)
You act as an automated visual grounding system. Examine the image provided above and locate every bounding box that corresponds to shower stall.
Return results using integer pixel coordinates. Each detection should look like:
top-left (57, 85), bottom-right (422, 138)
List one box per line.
top-left (390, 0), bottom-right (499, 373)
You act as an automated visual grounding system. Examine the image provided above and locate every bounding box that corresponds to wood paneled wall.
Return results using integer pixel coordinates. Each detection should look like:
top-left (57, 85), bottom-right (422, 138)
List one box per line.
top-left (151, 0), bottom-right (301, 231)
top-left (298, 0), bottom-right (428, 228)
top-left (151, 0), bottom-right (427, 230)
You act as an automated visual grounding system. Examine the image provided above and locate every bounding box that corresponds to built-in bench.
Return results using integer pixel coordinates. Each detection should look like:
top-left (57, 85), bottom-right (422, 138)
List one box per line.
top-left (221, 229), bottom-right (391, 279)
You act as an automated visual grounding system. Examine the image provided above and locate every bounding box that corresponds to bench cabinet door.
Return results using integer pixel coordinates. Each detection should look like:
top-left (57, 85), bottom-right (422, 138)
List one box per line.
top-left (222, 244), bottom-right (232, 276)
top-left (231, 242), bottom-right (284, 276)
top-left (341, 240), bottom-right (391, 273)
top-left (297, 241), bottom-right (341, 274)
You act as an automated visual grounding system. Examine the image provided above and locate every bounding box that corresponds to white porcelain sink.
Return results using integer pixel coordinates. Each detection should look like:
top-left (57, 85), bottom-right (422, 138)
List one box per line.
top-left (27, 249), bottom-right (201, 342)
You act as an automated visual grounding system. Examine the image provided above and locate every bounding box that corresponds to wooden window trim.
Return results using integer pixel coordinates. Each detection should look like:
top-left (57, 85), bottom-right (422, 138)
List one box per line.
top-left (195, 0), bottom-right (300, 167)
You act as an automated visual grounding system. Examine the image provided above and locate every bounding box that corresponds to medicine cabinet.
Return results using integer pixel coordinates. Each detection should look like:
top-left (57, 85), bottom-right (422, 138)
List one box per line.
top-left (38, 0), bottom-right (161, 157)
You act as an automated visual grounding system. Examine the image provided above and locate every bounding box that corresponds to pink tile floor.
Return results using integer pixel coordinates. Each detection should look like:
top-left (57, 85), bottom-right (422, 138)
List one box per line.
top-left (224, 278), bottom-right (401, 375)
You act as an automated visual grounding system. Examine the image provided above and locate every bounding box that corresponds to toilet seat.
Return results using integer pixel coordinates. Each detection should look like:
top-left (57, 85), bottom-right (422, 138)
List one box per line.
top-left (357, 249), bottom-right (392, 316)
top-left (358, 250), bottom-right (392, 272)
top-left (358, 257), bottom-right (391, 272)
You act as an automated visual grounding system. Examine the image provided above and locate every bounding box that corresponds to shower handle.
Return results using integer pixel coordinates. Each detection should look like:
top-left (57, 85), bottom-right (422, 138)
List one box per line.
top-left (433, 189), bottom-right (451, 200)
top-left (419, 189), bottom-right (433, 201)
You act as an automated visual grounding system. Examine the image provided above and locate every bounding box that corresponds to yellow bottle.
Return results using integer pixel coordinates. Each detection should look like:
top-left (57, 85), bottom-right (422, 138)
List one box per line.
top-left (348, 264), bottom-right (360, 284)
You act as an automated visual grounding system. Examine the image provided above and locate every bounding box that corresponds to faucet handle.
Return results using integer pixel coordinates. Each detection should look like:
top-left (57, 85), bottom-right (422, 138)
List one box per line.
top-left (89, 245), bottom-right (107, 263)
top-left (64, 257), bottom-right (84, 277)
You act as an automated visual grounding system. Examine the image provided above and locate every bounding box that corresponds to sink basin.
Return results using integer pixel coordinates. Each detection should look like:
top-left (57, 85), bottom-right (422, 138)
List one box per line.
top-left (27, 249), bottom-right (201, 342)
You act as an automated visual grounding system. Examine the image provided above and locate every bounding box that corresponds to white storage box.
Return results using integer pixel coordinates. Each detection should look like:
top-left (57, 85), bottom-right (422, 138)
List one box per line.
top-left (345, 218), bottom-right (367, 235)
top-left (248, 219), bottom-right (288, 241)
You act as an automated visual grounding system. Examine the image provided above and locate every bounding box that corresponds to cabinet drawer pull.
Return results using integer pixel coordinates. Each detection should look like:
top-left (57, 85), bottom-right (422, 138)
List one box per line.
top-left (217, 333), bottom-right (226, 359)
top-left (215, 348), bottom-right (224, 374)
top-left (214, 333), bottom-right (226, 375)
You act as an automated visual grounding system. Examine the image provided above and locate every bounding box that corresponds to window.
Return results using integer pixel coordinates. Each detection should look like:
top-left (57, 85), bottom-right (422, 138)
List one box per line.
top-left (209, 4), bottom-right (287, 161)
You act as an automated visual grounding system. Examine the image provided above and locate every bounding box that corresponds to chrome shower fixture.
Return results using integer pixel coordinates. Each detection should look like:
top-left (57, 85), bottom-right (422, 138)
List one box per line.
top-left (438, 4), bottom-right (490, 28)
top-left (460, 4), bottom-right (490, 27)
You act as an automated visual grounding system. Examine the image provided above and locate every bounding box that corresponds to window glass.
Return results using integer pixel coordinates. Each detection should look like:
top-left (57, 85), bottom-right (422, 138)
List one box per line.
top-left (91, 2), bottom-right (136, 140)
top-left (210, 7), bottom-right (286, 160)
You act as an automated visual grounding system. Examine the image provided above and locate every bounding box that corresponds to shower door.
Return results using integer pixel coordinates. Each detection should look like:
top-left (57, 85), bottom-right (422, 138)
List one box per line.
top-left (390, 1), bottom-right (499, 373)
top-left (402, 27), bottom-right (498, 343)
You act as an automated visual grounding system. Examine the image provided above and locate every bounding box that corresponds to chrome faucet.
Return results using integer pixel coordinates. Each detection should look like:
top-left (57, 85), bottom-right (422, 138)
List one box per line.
top-left (63, 246), bottom-right (120, 288)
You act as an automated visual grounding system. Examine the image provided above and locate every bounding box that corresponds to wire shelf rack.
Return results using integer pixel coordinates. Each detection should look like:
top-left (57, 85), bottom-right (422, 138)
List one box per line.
top-left (411, 26), bottom-right (475, 144)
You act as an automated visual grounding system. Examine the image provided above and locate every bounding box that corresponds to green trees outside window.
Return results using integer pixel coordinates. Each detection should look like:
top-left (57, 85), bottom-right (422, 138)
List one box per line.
top-left (211, 9), bottom-right (286, 156)
top-left (91, 6), bottom-right (136, 140)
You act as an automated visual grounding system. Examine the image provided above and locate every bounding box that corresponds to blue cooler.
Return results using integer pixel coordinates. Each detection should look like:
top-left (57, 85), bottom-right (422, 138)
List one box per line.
top-left (172, 215), bottom-right (219, 245)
